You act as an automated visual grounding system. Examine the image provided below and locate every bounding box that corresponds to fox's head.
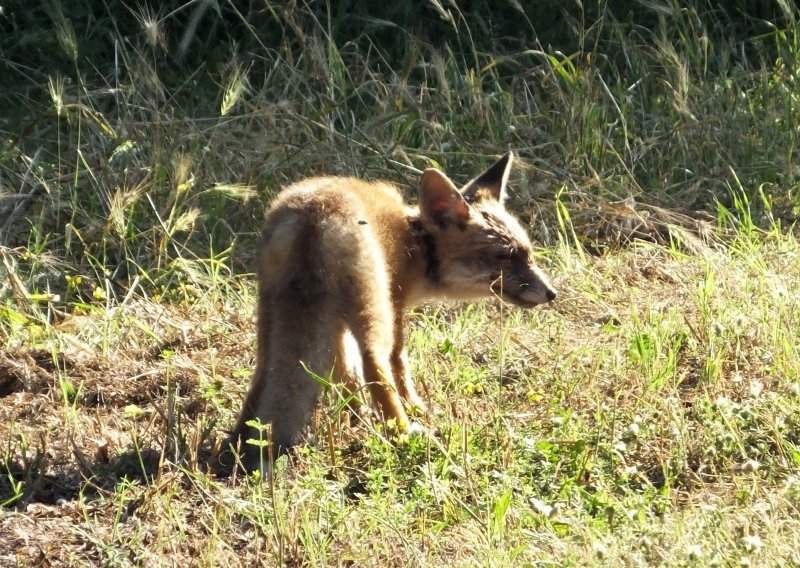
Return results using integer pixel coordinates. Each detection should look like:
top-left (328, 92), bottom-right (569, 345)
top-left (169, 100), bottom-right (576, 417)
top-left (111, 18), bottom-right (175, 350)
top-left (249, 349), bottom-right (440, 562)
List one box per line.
top-left (416, 152), bottom-right (556, 307)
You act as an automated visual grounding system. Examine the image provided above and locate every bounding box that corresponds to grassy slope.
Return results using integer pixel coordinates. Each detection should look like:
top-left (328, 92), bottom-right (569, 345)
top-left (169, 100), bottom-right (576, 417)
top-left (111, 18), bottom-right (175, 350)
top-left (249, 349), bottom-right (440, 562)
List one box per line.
top-left (3, 2), bottom-right (800, 566)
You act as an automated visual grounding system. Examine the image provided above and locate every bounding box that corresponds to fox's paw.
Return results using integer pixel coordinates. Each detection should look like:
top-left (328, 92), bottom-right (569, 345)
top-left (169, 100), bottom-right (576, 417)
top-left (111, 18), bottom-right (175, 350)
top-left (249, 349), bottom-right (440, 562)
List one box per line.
top-left (397, 420), bottom-right (428, 445)
top-left (404, 399), bottom-right (428, 417)
top-left (383, 417), bottom-right (427, 445)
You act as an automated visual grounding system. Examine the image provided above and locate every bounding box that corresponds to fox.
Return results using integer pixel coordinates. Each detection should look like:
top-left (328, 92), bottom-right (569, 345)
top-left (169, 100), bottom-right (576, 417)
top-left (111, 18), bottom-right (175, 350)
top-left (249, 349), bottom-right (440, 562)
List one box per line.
top-left (224, 152), bottom-right (556, 472)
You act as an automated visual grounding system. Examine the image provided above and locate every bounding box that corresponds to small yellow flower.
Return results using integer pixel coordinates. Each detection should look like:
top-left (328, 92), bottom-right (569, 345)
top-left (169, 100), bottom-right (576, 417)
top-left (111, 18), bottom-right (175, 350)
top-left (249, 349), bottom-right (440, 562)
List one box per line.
top-left (65, 275), bottom-right (83, 290)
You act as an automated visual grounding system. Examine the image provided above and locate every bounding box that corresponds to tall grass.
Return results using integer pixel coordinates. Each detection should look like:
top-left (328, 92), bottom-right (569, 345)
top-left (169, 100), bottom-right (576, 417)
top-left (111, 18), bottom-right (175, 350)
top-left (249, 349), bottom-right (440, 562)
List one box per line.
top-left (2, 2), bottom-right (799, 298)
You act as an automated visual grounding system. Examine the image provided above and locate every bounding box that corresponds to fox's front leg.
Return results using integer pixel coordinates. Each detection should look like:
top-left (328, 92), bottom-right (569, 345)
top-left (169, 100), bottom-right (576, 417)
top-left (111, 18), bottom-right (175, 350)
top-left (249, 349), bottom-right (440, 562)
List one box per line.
top-left (333, 330), bottom-right (368, 415)
top-left (346, 305), bottom-right (410, 428)
top-left (357, 343), bottom-right (409, 427)
top-left (391, 317), bottom-right (426, 413)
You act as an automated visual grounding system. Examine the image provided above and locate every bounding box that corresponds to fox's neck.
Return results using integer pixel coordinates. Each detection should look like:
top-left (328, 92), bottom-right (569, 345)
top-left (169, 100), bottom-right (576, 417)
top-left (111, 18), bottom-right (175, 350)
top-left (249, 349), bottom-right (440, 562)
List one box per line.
top-left (397, 216), bottom-right (441, 307)
top-left (408, 218), bottom-right (440, 284)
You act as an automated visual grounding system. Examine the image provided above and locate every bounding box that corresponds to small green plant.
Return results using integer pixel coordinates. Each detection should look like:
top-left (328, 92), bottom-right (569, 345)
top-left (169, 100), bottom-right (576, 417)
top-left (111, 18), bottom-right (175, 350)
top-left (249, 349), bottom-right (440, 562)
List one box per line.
top-left (1, 472), bottom-right (24, 507)
top-left (243, 418), bottom-right (272, 477)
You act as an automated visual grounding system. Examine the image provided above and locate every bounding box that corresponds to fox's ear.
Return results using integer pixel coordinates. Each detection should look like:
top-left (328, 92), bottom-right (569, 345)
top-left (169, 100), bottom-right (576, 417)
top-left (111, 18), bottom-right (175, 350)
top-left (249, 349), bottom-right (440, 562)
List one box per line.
top-left (420, 168), bottom-right (471, 225)
top-left (461, 152), bottom-right (513, 204)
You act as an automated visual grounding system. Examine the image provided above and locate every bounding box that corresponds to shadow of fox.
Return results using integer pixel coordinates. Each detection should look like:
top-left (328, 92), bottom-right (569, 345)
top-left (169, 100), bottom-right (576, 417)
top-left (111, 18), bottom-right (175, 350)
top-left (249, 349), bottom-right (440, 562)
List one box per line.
top-left (223, 152), bottom-right (556, 472)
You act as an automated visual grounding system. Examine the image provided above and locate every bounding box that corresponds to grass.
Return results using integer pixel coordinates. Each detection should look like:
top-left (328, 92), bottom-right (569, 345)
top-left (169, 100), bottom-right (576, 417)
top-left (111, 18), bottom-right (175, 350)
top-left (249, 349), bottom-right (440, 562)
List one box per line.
top-left (3, 239), bottom-right (800, 566)
top-left (3, 1), bottom-right (800, 566)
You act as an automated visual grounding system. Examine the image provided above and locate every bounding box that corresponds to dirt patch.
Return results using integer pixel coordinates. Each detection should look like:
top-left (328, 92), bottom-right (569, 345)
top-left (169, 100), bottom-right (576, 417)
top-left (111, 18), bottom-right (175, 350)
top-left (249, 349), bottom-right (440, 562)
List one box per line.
top-left (0, 303), bottom-right (254, 514)
top-left (0, 350), bottom-right (61, 398)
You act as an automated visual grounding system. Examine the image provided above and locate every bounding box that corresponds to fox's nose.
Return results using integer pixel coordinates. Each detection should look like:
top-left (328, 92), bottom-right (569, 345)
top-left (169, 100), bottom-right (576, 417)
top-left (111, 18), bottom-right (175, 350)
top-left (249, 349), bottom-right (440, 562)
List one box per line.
top-left (530, 265), bottom-right (557, 304)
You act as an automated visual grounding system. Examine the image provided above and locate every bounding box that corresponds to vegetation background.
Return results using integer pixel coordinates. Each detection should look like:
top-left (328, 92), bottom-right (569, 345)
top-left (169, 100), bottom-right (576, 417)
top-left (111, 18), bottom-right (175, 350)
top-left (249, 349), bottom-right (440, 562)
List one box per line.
top-left (2, 1), bottom-right (800, 566)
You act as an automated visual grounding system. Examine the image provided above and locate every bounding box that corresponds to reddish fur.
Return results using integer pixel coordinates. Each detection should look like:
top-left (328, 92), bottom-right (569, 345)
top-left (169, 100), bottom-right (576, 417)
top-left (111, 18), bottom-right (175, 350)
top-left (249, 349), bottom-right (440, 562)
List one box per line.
top-left (221, 153), bottom-right (556, 472)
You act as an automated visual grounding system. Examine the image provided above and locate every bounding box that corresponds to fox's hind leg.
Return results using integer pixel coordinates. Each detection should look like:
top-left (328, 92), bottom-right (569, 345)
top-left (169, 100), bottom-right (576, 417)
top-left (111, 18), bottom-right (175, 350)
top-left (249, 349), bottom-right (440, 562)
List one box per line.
top-left (220, 289), bottom-right (274, 472)
top-left (226, 290), bottom-right (339, 472)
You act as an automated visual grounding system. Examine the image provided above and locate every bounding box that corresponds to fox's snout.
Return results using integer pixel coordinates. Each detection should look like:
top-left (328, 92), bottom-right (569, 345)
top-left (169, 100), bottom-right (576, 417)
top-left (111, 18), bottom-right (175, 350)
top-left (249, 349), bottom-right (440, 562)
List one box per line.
top-left (495, 268), bottom-right (557, 307)
top-left (533, 281), bottom-right (558, 305)
top-left (528, 265), bottom-right (557, 305)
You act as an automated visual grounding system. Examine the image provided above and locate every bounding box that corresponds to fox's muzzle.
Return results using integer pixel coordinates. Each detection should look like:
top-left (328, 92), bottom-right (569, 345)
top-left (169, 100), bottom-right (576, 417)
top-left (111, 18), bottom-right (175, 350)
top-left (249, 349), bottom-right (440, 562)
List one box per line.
top-left (493, 265), bottom-right (557, 307)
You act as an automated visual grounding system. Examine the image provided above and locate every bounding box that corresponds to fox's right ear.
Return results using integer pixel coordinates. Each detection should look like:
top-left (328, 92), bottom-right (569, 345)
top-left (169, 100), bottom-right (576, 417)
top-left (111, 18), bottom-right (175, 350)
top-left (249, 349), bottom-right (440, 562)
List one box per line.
top-left (461, 151), bottom-right (513, 204)
top-left (419, 168), bottom-right (471, 226)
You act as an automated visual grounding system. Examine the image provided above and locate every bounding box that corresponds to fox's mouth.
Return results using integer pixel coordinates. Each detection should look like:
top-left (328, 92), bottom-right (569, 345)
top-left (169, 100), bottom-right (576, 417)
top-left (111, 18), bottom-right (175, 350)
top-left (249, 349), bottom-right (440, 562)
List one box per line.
top-left (500, 294), bottom-right (548, 308)
top-left (492, 284), bottom-right (556, 307)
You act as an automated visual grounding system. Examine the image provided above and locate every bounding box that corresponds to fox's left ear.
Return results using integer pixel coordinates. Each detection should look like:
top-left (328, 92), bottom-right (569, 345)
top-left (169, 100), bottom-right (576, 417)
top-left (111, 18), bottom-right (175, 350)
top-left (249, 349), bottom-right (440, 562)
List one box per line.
top-left (460, 152), bottom-right (513, 204)
top-left (420, 168), bottom-right (471, 226)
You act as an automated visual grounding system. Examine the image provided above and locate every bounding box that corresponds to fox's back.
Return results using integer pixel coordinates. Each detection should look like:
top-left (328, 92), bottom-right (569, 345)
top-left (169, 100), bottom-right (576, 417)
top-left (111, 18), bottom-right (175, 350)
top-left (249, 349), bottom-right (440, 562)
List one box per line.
top-left (257, 177), bottom-right (412, 297)
top-left (279, 175), bottom-right (405, 211)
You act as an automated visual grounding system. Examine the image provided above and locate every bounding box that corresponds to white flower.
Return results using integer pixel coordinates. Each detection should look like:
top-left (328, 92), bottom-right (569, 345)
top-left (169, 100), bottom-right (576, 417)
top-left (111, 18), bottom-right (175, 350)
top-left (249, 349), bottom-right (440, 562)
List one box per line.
top-left (742, 459), bottom-right (761, 473)
top-left (685, 544), bottom-right (702, 560)
top-left (742, 534), bottom-right (763, 552)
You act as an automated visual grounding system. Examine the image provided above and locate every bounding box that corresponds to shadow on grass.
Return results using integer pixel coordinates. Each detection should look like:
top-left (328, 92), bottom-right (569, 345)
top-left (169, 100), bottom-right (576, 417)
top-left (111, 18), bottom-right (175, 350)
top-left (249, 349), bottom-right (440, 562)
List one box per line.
top-left (0, 444), bottom-right (194, 508)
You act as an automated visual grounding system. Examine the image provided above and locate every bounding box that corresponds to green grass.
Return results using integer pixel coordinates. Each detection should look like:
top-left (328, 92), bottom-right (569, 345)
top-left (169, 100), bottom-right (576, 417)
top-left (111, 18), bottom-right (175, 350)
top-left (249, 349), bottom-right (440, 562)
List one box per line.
top-left (3, 1), bottom-right (800, 566)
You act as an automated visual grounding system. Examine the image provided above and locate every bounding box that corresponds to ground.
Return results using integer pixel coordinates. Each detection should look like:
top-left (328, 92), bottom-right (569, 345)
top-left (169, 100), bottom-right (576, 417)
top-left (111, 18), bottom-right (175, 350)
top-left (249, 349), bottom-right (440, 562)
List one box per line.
top-left (2, 239), bottom-right (800, 567)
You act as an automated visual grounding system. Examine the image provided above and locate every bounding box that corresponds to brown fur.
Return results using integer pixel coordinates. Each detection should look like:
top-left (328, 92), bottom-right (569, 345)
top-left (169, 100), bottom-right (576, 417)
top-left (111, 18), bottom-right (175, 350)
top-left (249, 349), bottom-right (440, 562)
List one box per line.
top-left (224, 153), bottom-right (556, 471)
